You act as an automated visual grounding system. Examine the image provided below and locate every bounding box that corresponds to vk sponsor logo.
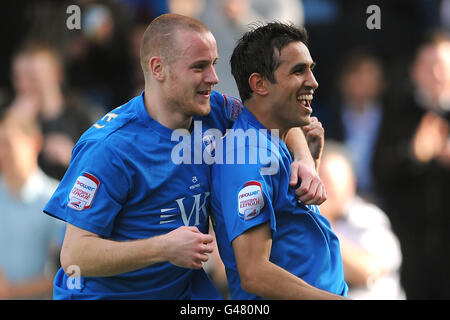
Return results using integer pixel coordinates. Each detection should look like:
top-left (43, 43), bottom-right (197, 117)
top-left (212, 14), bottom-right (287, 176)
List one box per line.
top-left (159, 192), bottom-right (210, 226)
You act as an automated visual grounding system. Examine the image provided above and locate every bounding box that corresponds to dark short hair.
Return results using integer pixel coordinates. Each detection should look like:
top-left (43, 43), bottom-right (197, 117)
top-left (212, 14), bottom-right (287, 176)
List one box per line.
top-left (230, 22), bottom-right (309, 102)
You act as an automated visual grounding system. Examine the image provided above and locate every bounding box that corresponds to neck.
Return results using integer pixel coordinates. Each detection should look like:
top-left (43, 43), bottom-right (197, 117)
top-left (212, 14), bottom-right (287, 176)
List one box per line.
top-left (245, 99), bottom-right (290, 139)
top-left (144, 87), bottom-right (192, 130)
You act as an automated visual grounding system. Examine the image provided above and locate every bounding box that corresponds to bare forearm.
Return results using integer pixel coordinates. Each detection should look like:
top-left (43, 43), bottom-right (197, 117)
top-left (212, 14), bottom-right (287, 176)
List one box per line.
top-left (242, 260), bottom-right (346, 300)
top-left (233, 223), bottom-right (342, 299)
top-left (61, 224), bottom-right (213, 277)
top-left (284, 127), bottom-right (315, 166)
top-left (61, 235), bottom-right (166, 277)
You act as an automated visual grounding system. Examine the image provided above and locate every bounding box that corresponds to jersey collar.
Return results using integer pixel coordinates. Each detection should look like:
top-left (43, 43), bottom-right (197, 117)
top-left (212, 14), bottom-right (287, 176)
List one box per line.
top-left (136, 91), bottom-right (178, 139)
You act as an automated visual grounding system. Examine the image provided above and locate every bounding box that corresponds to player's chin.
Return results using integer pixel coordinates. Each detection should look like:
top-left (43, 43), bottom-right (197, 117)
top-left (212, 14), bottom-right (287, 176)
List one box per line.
top-left (192, 101), bottom-right (211, 117)
top-left (295, 113), bottom-right (311, 127)
top-left (302, 115), bottom-right (312, 125)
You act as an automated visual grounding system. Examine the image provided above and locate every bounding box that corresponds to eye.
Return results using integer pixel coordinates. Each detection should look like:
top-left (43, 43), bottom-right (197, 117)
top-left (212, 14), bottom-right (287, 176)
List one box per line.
top-left (293, 68), bottom-right (305, 75)
top-left (192, 64), bottom-right (205, 71)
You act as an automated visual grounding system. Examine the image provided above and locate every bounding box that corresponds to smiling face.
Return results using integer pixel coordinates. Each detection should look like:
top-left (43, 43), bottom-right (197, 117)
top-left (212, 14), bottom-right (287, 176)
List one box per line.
top-left (267, 41), bottom-right (318, 128)
top-left (162, 29), bottom-right (219, 117)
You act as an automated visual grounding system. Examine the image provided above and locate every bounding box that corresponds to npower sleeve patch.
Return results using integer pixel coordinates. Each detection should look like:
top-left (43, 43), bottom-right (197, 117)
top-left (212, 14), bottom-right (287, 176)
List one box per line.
top-left (238, 181), bottom-right (264, 221)
top-left (67, 172), bottom-right (100, 211)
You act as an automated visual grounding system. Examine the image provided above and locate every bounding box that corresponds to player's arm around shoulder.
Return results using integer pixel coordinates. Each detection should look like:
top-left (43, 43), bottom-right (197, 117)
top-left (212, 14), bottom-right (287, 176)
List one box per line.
top-left (284, 121), bottom-right (327, 206)
top-left (232, 223), bottom-right (347, 300)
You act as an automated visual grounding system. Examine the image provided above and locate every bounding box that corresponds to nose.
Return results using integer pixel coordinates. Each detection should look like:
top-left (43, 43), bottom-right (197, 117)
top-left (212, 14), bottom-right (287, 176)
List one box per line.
top-left (206, 65), bottom-right (219, 85)
top-left (306, 70), bottom-right (319, 90)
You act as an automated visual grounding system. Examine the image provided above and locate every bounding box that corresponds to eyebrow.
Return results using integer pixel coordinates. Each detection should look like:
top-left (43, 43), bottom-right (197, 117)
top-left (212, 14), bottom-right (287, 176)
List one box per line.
top-left (289, 61), bottom-right (316, 73)
top-left (189, 58), bottom-right (218, 67)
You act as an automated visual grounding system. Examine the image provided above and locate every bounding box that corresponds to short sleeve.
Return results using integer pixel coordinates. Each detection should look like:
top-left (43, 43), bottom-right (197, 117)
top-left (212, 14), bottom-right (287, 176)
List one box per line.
top-left (196, 91), bottom-right (244, 133)
top-left (43, 139), bottom-right (130, 237)
top-left (221, 93), bottom-right (243, 122)
top-left (212, 145), bottom-right (276, 244)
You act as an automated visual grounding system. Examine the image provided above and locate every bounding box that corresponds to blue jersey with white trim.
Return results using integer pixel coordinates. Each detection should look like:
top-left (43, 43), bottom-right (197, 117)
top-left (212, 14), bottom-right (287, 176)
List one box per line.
top-left (211, 108), bottom-right (348, 299)
top-left (44, 91), bottom-right (241, 300)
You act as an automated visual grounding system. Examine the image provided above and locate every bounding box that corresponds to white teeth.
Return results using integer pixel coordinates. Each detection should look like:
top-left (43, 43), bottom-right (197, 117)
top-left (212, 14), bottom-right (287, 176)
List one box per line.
top-left (297, 94), bottom-right (313, 101)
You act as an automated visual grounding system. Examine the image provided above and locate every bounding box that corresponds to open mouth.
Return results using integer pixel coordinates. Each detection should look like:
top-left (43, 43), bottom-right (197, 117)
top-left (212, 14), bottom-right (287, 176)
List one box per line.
top-left (197, 89), bottom-right (211, 98)
top-left (297, 94), bottom-right (313, 112)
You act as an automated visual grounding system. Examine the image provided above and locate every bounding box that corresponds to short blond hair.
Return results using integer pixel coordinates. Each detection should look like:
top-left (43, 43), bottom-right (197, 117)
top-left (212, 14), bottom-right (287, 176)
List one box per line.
top-left (140, 13), bottom-right (210, 77)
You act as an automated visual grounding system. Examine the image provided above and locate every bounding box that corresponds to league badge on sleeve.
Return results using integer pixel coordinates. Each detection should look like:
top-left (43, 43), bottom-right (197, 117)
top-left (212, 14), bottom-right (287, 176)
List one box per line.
top-left (238, 181), bottom-right (264, 221)
top-left (67, 172), bottom-right (100, 211)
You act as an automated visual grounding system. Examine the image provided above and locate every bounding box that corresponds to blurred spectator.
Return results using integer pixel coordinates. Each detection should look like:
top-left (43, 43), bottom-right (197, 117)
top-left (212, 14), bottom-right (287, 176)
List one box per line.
top-left (191, 0), bottom-right (304, 97)
top-left (10, 41), bottom-right (102, 181)
top-left (169, 0), bottom-right (206, 18)
top-left (0, 110), bottom-right (64, 299)
top-left (319, 141), bottom-right (405, 300)
top-left (442, 0), bottom-right (450, 31)
top-left (66, 0), bottom-right (133, 108)
top-left (321, 50), bottom-right (385, 201)
top-left (306, 0), bottom-right (440, 124)
top-left (372, 31), bottom-right (450, 299)
top-left (124, 21), bottom-right (147, 97)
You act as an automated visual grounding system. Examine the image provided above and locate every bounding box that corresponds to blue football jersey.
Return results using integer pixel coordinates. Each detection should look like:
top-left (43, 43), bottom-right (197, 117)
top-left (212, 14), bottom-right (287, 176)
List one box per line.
top-left (211, 108), bottom-right (348, 299)
top-left (44, 91), bottom-right (241, 299)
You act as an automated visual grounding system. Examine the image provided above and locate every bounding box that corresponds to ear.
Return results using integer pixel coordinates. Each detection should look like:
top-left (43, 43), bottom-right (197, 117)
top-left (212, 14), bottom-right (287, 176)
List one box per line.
top-left (248, 73), bottom-right (269, 97)
top-left (149, 56), bottom-right (165, 81)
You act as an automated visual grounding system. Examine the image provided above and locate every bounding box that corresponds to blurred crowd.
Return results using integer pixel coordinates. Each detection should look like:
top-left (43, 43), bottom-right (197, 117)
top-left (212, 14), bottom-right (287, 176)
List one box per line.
top-left (0, 0), bottom-right (449, 300)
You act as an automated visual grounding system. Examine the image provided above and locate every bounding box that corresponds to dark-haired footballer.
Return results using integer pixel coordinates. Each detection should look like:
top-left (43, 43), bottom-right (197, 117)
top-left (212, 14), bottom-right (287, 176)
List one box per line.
top-left (211, 22), bottom-right (348, 299)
